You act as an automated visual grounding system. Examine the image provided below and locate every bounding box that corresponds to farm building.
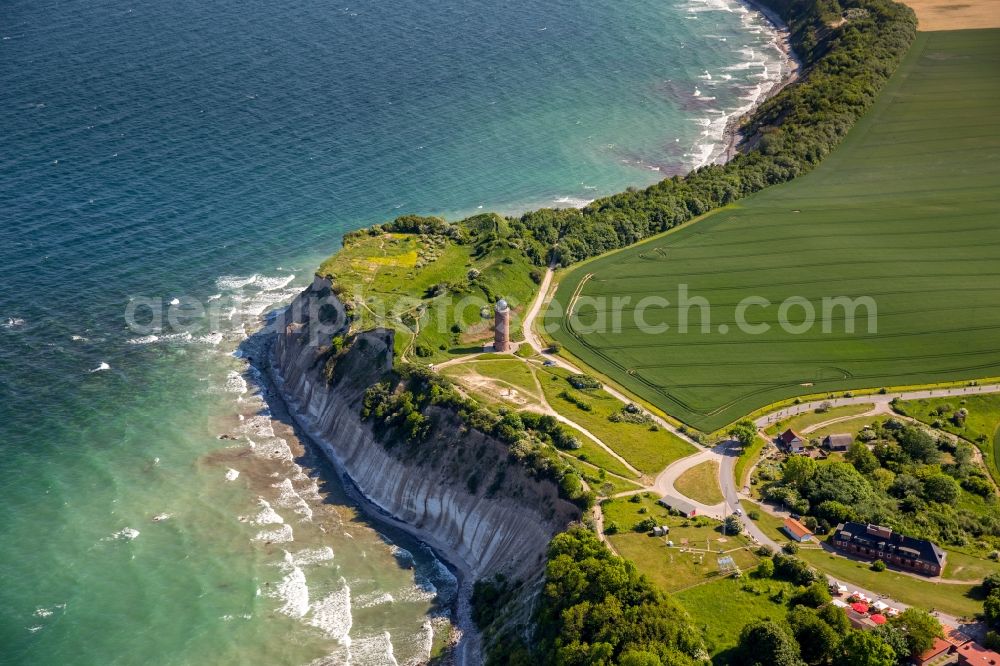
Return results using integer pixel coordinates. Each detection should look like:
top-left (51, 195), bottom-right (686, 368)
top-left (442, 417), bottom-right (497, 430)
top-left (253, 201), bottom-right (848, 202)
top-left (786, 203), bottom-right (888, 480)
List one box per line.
top-left (658, 495), bottom-right (697, 518)
top-left (823, 433), bottom-right (853, 451)
top-left (783, 517), bottom-right (814, 542)
top-left (832, 522), bottom-right (946, 576)
top-left (777, 428), bottom-right (806, 453)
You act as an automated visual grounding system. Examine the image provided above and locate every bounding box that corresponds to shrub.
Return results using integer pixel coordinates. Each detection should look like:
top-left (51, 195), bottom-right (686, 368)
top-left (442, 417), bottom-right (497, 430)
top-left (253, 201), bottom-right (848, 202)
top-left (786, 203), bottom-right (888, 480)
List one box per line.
top-left (755, 558), bottom-right (775, 579)
top-left (871, 559), bottom-right (887, 572)
top-left (634, 517), bottom-right (657, 533)
top-left (783, 542), bottom-right (800, 555)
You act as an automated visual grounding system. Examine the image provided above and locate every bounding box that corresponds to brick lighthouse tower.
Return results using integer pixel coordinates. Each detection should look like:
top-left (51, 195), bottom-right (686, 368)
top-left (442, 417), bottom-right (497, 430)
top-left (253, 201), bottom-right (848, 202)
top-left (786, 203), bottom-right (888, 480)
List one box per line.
top-left (494, 298), bottom-right (511, 352)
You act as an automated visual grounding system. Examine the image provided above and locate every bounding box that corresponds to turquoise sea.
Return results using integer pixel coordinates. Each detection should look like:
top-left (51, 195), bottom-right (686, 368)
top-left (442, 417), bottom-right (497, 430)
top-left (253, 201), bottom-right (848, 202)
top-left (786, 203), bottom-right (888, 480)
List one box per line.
top-left (0, 0), bottom-right (789, 663)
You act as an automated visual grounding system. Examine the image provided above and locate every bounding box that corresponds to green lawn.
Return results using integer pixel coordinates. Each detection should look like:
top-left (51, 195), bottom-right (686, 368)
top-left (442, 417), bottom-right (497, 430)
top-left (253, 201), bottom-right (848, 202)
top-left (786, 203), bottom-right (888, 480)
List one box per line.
top-left (765, 403), bottom-right (875, 437)
top-left (744, 501), bottom-right (793, 545)
top-left (897, 393), bottom-right (1000, 486)
top-left (319, 214), bottom-right (539, 362)
top-left (567, 432), bottom-right (638, 480)
top-left (943, 549), bottom-right (1000, 583)
top-left (536, 366), bottom-right (696, 474)
top-left (603, 496), bottom-right (757, 592)
top-left (798, 548), bottom-right (983, 618)
top-left (543, 30), bottom-right (1000, 431)
top-left (674, 461), bottom-right (724, 505)
top-left (734, 436), bottom-right (768, 490)
top-left (676, 577), bottom-right (796, 659)
top-left (808, 415), bottom-right (886, 440)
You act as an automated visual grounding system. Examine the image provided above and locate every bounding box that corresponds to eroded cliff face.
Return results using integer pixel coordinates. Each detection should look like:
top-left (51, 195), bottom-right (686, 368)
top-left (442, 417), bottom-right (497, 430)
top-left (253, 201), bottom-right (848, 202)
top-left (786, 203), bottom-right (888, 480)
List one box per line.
top-left (269, 274), bottom-right (577, 588)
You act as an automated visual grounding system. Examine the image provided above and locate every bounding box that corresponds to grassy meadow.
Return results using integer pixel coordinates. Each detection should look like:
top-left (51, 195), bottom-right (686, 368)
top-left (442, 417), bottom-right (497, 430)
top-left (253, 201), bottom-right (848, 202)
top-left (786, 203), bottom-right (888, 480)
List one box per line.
top-left (674, 461), bottom-right (724, 505)
top-left (535, 366), bottom-right (696, 475)
top-left (544, 30), bottom-right (1000, 432)
top-left (602, 495), bottom-right (758, 592)
top-left (319, 214), bottom-right (538, 361)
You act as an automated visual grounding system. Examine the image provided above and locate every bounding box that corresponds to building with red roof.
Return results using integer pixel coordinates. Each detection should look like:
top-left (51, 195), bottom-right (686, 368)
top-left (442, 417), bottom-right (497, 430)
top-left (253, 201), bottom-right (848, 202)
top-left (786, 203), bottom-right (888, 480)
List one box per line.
top-left (783, 517), bottom-right (814, 542)
top-left (957, 642), bottom-right (1000, 666)
top-left (777, 428), bottom-right (806, 453)
top-left (912, 637), bottom-right (953, 666)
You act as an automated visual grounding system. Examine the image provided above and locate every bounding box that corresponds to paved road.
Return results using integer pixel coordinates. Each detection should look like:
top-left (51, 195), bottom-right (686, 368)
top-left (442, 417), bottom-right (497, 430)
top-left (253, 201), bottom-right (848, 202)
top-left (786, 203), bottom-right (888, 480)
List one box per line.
top-left (755, 384), bottom-right (1000, 429)
top-left (522, 265), bottom-right (1000, 630)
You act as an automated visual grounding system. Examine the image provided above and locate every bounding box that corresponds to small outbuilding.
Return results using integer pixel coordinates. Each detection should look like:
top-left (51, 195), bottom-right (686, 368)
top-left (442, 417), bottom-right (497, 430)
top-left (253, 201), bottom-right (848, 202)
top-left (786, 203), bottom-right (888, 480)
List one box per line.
top-left (659, 495), bottom-right (697, 518)
top-left (823, 433), bottom-right (853, 451)
top-left (783, 517), bottom-right (814, 542)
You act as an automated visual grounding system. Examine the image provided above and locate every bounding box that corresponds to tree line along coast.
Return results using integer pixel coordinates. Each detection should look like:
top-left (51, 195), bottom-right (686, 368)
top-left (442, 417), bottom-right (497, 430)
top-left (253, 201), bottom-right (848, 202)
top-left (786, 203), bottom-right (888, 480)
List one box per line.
top-left (287, 0), bottom-right (1000, 662)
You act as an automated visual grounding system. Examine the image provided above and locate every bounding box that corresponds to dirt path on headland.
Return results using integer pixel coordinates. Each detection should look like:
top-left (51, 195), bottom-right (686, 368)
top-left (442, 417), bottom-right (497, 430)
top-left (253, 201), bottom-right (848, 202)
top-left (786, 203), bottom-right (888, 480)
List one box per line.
top-left (901, 0), bottom-right (1000, 31)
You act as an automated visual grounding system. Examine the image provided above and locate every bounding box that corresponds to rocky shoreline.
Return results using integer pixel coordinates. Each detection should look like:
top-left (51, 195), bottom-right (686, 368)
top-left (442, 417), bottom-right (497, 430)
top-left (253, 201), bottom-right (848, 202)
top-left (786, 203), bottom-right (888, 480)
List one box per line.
top-left (719, 0), bottom-right (803, 163)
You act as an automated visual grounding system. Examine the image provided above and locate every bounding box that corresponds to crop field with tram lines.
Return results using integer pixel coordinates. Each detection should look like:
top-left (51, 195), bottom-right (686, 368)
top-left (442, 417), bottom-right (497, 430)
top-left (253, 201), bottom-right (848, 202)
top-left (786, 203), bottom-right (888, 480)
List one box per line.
top-left (545, 30), bottom-right (1000, 431)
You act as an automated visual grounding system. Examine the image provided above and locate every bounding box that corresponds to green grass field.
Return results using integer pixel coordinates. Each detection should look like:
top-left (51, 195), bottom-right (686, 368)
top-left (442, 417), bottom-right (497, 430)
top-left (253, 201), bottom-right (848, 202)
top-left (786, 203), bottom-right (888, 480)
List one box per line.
top-left (733, 435), bottom-right (768, 489)
top-left (674, 461), bottom-right (724, 505)
top-left (544, 30), bottom-right (1000, 431)
top-left (603, 495), bottom-right (757, 592)
top-left (798, 548), bottom-right (982, 618)
top-left (536, 366), bottom-right (696, 474)
top-left (676, 577), bottom-right (796, 658)
top-left (764, 403), bottom-right (875, 437)
top-left (319, 215), bottom-right (538, 362)
top-left (898, 393), bottom-right (1000, 485)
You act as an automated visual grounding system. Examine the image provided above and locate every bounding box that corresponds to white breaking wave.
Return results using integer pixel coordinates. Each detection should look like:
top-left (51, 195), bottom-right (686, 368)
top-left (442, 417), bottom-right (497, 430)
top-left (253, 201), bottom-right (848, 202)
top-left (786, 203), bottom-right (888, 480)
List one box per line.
top-left (90, 362), bottom-right (110, 373)
top-left (272, 478), bottom-right (314, 522)
top-left (353, 591), bottom-right (395, 609)
top-left (553, 196), bottom-right (593, 209)
top-left (350, 631), bottom-right (398, 666)
top-left (273, 551), bottom-right (310, 618)
top-left (254, 524), bottom-right (294, 543)
top-left (225, 468), bottom-right (240, 481)
top-left (127, 335), bottom-right (159, 345)
top-left (4, 317), bottom-right (25, 328)
top-left (225, 371), bottom-right (248, 394)
top-left (291, 546), bottom-right (335, 567)
top-left (251, 498), bottom-right (284, 525)
top-left (308, 582), bottom-right (353, 643)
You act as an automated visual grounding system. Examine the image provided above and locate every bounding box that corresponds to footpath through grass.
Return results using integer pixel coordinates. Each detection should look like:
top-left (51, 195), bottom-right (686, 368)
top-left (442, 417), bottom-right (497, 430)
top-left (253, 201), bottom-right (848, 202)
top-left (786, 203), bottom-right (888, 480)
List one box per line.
top-left (545, 30), bottom-right (1000, 431)
top-left (536, 366), bottom-right (695, 475)
top-left (764, 403), bottom-right (875, 437)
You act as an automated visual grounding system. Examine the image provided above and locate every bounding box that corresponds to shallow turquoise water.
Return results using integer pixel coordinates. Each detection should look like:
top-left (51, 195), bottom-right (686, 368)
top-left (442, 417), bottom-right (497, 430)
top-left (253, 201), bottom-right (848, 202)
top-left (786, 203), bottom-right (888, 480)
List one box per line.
top-left (0, 0), bottom-right (788, 662)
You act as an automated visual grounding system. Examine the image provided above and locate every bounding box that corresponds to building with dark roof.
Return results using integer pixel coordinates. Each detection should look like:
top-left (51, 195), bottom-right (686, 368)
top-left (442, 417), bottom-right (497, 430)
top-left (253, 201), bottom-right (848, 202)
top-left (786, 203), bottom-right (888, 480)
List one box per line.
top-left (832, 522), bottom-right (946, 576)
top-left (658, 495), bottom-right (697, 518)
top-left (777, 428), bottom-right (806, 453)
top-left (823, 433), bottom-right (853, 451)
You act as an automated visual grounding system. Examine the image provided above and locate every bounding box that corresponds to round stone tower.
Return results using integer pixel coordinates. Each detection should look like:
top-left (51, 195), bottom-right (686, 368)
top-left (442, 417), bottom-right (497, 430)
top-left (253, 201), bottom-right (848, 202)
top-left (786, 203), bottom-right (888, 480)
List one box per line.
top-left (494, 298), bottom-right (511, 352)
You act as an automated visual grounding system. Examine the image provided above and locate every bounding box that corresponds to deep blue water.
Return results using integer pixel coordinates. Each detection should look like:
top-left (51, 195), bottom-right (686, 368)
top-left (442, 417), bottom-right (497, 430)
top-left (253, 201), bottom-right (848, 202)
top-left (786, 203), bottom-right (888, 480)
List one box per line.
top-left (0, 0), bottom-right (788, 662)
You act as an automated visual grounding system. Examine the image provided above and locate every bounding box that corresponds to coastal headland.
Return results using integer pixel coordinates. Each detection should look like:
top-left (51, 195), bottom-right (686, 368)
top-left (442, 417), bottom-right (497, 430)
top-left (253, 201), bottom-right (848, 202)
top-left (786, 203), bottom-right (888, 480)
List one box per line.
top-left (260, 0), bottom-right (1000, 662)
